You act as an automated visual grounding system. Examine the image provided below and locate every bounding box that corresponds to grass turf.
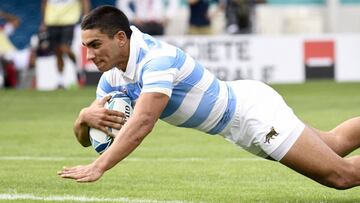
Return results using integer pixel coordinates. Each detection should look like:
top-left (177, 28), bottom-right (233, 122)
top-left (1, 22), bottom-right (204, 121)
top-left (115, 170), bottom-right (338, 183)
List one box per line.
top-left (0, 81), bottom-right (359, 202)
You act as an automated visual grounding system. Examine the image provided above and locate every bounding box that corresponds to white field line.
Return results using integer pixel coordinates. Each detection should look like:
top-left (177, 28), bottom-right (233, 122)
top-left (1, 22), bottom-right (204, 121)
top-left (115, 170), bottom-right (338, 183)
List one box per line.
top-left (0, 156), bottom-right (264, 162)
top-left (0, 193), bottom-right (195, 203)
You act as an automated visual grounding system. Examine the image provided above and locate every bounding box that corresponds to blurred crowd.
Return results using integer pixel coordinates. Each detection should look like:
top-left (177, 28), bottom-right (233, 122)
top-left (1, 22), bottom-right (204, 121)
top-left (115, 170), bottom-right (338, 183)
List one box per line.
top-left (0, 0), bottom-right (267, 89)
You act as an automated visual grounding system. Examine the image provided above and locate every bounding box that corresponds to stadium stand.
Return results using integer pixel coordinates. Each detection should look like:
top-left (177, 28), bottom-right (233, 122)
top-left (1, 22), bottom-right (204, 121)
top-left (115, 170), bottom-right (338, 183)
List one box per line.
top-left (0, 0), bottom-right (116, 50)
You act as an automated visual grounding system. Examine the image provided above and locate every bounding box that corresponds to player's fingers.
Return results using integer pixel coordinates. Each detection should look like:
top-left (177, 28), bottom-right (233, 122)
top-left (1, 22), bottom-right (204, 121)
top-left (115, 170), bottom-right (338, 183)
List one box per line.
top-left (60, 174), bottom-right (77, 179)
top-left (118, 116), bottom-right (127, 125)
top-left (99, 127), bottom-right (116, 138)
top-left (105, 110), bottom-right (129, 124)
top-left (107, 109), bottom-right (124, 117)
top-left (101, 120), bottom-right (122, 130)
top-left (58, 169), bottom-right (77, 178)
top-left (112, 125), bottom-right (122, 131)
top-left (99, 95), bottom-right (112, 106)
top-left (58, 166), bottom-right (82, 175)
top-left (76, 171), bottom-right (102, 183)
top-left (60, 171), bottom-right (86, 180)
top-left (103, 113), bottom-right (122, 123)
top-left (58, 166), bottom-right (79, 173)
top-left (59, 167), bottom-right (89, 179)
top-left (76, 176), bottom-right (95, 183)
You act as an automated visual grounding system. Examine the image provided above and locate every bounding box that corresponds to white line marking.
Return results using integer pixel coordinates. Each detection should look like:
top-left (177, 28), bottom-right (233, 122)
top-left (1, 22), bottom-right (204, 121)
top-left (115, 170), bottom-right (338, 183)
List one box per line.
top-left (0, 156), bottom-right (264, 162)
top-left (0, 193), bottom-right (194, 203)
top-left (0, 156), bottom-right (92, 161)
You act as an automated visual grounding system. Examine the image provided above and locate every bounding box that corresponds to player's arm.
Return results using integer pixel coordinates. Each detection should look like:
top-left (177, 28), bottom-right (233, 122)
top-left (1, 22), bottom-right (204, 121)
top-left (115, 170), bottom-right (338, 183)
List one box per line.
top-left (94, 92), bottom-right (168, 169)
top-left (73, 109), bottom-right (92, 147)
top-left (73, 95), bottom-right (125, 147)
top-left (59, 92), bottom-right (169, 182)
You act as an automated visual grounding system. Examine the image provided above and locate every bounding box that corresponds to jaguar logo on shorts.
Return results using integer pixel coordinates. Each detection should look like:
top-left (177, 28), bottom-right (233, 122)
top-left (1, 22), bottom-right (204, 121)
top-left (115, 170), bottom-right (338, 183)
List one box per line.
top-left (264, 127), bottom-right (279, 144)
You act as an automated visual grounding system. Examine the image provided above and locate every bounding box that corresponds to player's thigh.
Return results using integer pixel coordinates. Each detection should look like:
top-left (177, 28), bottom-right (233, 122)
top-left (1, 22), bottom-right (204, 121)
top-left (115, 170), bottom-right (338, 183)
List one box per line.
top-left (280, 126), bottom-right (345, 181)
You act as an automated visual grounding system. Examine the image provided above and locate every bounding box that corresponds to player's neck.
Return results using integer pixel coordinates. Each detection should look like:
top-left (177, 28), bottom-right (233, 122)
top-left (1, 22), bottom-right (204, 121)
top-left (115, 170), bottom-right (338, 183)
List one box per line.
top-left (116, 41), bottom-right (130, 72)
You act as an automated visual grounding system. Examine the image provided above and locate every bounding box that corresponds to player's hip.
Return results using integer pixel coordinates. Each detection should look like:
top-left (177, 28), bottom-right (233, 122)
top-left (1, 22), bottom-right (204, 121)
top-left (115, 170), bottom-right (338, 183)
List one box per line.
top-left (220, 80), bottom-right (305, 160)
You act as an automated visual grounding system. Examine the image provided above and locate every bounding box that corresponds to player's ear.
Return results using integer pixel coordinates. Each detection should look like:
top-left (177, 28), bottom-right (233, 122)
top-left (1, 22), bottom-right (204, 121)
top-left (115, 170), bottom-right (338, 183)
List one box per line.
top-left (115, 31), bottom-right (127, 47)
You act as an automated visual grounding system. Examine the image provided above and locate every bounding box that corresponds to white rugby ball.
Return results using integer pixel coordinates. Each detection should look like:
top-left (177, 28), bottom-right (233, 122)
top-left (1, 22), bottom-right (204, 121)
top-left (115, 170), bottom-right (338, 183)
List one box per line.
top-left (89, 91), bottom-right (133, 154)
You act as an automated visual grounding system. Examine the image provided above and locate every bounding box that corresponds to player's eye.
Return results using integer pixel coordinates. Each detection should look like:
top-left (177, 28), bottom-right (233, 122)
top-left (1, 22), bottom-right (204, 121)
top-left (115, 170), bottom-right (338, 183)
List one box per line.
top-left (91, 43), bottom-right (101, 49)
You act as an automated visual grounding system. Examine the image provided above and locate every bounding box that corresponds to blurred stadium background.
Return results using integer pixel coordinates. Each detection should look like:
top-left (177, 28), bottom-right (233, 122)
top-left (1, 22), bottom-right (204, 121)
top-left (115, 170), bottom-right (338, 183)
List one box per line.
top-left (1, 0), bottom-right (360, 90)
top-left (3, 0), bottom-right (360, 48)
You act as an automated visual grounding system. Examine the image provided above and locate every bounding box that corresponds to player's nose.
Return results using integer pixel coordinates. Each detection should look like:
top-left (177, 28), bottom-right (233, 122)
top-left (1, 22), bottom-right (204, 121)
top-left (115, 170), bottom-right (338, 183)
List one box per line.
top-left (86, 48), bottom-right (95, 61)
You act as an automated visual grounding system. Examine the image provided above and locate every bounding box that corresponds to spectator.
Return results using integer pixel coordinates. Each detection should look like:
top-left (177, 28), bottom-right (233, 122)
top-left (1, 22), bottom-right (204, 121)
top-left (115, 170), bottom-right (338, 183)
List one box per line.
top-left (117, 0), bottom-right (178, 36)
top-left (40, 0), bottom-right (90, 88)
top-left (0, 11), bottom-right (19, 88)
top-left (0, 11), bottom-right (36, 88)
top-left (220, 0), bottom-right (265, 34)
top-left (187, 0), bottom-right (218, 35)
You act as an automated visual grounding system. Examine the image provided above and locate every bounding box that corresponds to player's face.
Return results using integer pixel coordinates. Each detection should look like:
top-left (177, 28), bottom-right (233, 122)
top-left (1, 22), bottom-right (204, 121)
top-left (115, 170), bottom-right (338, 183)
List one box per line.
top-left (81, 29), bottom-right (129, 72)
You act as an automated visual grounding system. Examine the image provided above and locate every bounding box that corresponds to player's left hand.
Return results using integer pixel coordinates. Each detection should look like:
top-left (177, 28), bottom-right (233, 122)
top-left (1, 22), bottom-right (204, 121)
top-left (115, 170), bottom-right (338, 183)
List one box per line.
top-left (57, 163), bottom-right (104, 183)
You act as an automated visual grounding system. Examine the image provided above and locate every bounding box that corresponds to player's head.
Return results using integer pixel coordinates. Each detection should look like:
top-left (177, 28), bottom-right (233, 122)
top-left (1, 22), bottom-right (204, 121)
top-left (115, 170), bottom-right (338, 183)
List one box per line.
top-left (80, 6), bottom-right (132, 72)
top-left (81, 5), bottom-right (132, 39)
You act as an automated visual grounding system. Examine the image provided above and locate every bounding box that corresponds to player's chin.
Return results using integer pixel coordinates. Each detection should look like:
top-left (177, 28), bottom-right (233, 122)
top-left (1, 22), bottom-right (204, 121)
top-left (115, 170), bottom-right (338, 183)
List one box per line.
top-left (96, 62), bottom-right (112, 72)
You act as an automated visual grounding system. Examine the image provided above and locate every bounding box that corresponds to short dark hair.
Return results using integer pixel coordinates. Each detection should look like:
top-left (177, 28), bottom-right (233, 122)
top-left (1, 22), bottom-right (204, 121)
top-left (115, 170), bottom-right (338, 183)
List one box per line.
top-left (81, 5), bottom-right (132, 39)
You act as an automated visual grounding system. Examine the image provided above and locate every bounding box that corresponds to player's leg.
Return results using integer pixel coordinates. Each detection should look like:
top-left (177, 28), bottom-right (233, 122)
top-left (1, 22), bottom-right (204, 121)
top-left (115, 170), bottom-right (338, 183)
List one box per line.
top-left (311, 117), bottom-right (360, 157)
top-left (227, 80), bottom-right (360, 189)
top-left (280, 126), bottom-right (360, 189)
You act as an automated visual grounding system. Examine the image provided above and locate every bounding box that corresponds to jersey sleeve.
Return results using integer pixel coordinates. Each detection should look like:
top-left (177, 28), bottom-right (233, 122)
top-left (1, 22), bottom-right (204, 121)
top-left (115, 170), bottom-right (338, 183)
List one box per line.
top-left (140, 57), bottom-right (177, 97)
top-left (95, 73), bottom-right (112, 99)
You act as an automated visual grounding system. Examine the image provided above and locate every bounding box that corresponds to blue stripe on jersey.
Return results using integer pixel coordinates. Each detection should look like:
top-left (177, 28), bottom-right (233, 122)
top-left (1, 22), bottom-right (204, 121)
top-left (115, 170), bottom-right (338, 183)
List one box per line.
top-left (142, 52), bottom-right (186, 74)
top-left (142, 56), bottom-right (174, 73)
top-left (178, 78), bottom-right (220, 128)
top-left (207, 84), bottom-right (237, 135)
top-left (125, 82), bottom-right (142, 100)
top-left (137, 48), bottom-right (147, 64)
top-left (174, 48), bottom-right (187, 70)
top-left (143, 34), bottom-right (161, 49)
top-left (97, 75), bottom-right (141, 101)
top-left (98, 75), bottom-right (116, 94)
top-left (160, 62), bottom-right (204, 119)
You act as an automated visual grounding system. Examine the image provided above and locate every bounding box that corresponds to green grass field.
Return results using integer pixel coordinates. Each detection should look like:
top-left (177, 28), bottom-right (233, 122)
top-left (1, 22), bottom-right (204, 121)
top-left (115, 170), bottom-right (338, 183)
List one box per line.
top-left (0, 81), bottom-right (360, 203)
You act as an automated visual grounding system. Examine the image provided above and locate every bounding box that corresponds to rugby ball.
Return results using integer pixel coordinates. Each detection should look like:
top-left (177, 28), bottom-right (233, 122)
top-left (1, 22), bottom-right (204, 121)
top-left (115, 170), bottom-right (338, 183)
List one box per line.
top-left (89, 91), bottom-right (133, 154)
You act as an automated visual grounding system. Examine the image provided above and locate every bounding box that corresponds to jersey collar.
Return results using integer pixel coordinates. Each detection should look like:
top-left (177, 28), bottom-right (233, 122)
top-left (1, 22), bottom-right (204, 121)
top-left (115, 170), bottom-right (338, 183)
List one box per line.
top-left (122, 26), bottom-right (147, 81)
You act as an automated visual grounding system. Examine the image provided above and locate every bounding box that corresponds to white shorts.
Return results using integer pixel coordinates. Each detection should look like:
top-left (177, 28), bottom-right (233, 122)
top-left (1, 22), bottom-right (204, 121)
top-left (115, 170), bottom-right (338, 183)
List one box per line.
top-left (220, 80), bottom-right (305, 161)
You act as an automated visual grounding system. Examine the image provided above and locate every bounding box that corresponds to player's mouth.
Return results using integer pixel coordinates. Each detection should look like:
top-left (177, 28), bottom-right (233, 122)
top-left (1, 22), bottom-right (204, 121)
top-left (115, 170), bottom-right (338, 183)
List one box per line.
top-left (93, 60), bottom-right (102, 66)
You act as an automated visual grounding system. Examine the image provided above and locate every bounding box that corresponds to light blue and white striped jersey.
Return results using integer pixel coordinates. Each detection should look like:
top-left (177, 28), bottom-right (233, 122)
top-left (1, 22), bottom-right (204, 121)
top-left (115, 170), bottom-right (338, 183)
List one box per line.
top-left (96, 26), bottom-right (237, 135)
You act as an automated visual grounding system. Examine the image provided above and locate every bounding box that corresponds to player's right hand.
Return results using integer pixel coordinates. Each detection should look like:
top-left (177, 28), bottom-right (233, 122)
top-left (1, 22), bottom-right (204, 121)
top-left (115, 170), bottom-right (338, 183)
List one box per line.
top-left (81, 95), bottom-right (125, 136)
